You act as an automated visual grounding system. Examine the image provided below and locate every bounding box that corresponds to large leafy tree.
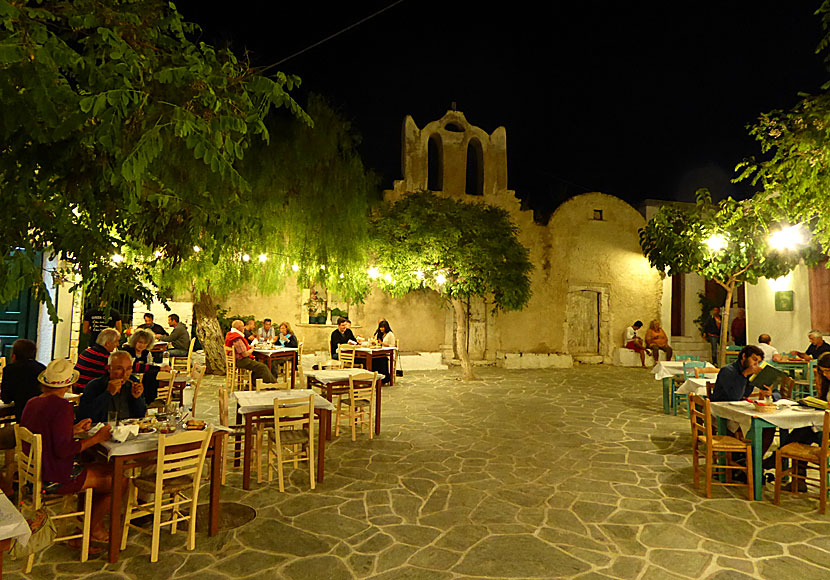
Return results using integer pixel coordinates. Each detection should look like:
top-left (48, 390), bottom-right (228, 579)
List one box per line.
top-left (736, 1), bottom-right (830, 254)
top-left (0, 0), bottom-right (307, 316)
top-left (640, 190), bottom-right (816, 364)
top-left (155, 96), bottom-right (378, 373)
top-left (370, 191), bottom-right (532, 380)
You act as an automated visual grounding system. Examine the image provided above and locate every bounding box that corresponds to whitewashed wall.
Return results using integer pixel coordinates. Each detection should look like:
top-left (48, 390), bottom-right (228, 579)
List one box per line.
top-left (745, 264), bottom-right (813, 354)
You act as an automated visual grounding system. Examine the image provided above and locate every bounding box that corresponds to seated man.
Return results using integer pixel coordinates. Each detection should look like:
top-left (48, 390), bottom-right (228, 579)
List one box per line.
top-left (330, 317), bottom-right (357, 359)
top-left (0, 339), bottom-right (46, 421)
top-left (225, 320), bottom-right (279, 386)
top-left (790, 330), bottom-right (830, 360)
top-left (74, 328), bottom-right (121, 392)
top-left (156, 313), bottom-right (190, 358)
top-left (21, 359), bottom-right (114, 544)
top-left (756, 334), bottom-right (784, 363)
top-left (624, 320), bottom-right (646, 367)
top-left (243, 319), bottom-right (257, 341)
top-left (77, 350), bottom-right (148, 423)
top-left (644, 319), bottom-right (673, 362)
top-left (257, 318), bottom-right (276, 343)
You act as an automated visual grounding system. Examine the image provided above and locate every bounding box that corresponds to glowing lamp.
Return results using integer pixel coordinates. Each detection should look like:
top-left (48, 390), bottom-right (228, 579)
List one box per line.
top-left (368, 267), bottom-right (380, 279)
top-left (769, 225), bottom-right (806, 251)
top-left (436, 273), bottom-right (447, 285)
top-left (242, 253), bottom-right (251, 262)
top-left (705, 234), bottom-right (727, 252)
top-left (258, 254), bottom-right (267, 263)
top-left (193, 245), bottom-right (201, 253)
top-left (291, 263), bottom-right (299, 272)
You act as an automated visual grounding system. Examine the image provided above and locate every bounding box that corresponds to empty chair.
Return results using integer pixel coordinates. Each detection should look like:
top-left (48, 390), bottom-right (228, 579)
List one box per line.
top-left (335, 371), bottom-right (378, 441)
top-left (154, 369), bottom-right (179, 406)
top-left (188, 365), bottom-right (206, 417)
top-left (688, 394), bottom-right (753, 500)
top-left (170, 337), bottom-right (196, 374)
top-left (676, 355), bottom-right (700, 361)
top-left (120, 428), bottom-right (213, 561)
top-left (774, 411), bottom-right (830, 513)
top-left (15, 425), bottom-right (93, 570)
top-left (267, 394), bottom-right (316, 492)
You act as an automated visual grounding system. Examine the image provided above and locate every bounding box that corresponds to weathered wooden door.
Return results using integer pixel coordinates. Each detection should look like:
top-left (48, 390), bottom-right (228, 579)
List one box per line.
top-left (0, 289), bottom-right (39, 359)
top-left (567, 290), bottom-right (600, 354)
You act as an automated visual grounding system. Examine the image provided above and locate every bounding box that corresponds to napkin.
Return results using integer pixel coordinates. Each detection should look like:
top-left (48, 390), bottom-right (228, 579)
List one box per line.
top-left (111, 424), bottom-right (139, 443)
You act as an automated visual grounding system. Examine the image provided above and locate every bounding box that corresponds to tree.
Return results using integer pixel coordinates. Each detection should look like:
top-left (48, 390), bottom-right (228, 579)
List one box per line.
top-left (736, 1), bottom-right (830, 255)
top-left (369, 191), bottom-right (532, 380)
top-left (640, 190), bottom-right (815, 364)
top-left (155, 96), bottom-right (378, 373)
top-left (0, 0), bottom-right (308, 315)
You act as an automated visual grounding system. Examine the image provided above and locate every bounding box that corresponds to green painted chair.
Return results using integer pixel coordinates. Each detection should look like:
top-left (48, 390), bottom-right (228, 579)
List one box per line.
top-left (676, 355), bottom-right (700, 362)
top-left (673, 361), bottom-right (707, 415)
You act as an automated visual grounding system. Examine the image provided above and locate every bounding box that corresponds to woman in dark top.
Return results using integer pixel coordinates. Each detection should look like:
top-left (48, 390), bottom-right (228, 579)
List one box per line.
top-left (0, 339), bottom-right (46, 420)
top-left (122, 329), bottom-right (156, 374)
top-left (21, 359), bottom-right (114, 543)
top-left (277, 322), bottom-right (299, 348)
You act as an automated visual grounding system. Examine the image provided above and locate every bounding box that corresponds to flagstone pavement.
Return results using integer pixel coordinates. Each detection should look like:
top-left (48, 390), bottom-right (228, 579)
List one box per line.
top-left (6, 366), bottom-right (830, 579)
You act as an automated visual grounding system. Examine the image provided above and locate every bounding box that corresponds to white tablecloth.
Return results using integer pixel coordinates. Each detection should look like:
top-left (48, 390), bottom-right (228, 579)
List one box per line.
top-left (710, 400), bottom-right (826, 435)
top-left (351, 347), bottom-right (397, 354)
top-left (676, 378), bottom-right (710, 396)
top-left (232, 389), bottom-right (335, 414)
top-left (652, 361), bottom-right (718, 380)
top-left (252, 347), bottom-right (298, 355)
top-left (98, 424), bottom-right (225, 459)
top-left (304, 368), bottom-right (374, 384)
top-left (0, 492), bottom-right (30, 547)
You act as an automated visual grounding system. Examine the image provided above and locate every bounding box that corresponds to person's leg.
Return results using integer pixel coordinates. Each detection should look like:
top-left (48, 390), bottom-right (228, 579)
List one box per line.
top-left (237, 358), bottom-right (278, 384)
top-left (664, 345), bottom-right (673, 361)
top-left (709, 337), bottom-right (719, 365)
top-left (167, 349), bottom-right (188, 358)
top-left (81, 464), bottom-right (122, 541)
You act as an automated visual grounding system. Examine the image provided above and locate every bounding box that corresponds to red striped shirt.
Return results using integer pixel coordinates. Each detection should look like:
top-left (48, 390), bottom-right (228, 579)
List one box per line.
top-left (74, 344), bottom-right (110, 389)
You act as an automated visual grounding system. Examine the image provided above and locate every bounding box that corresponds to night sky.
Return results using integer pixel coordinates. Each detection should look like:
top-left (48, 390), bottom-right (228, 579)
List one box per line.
top-left (173, 1), bottom-right (828, 217)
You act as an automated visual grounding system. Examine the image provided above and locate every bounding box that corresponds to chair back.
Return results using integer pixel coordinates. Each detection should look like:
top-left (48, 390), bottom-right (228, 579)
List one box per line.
top-left (273, 394), bottom-right (315, 432)
top-left (0, 356), bottom-right (5, 380)
top-left (153, 428), bottom-right (213, 495)
top-left (705, 381), bottom-right (714, 399)
top-left (156, 369), bottom-right (179, 404)
top-left (223, 345), bottom-right (250, 391)
top-left (349, 371), bottom-right (378, 403)
top-left (189, 365), bottom-right (206, 417)
top-left (676, 355), bottom-right (700, 361)
top-left (217, 383), bottom-right (230, 428)
top-left (689, 394), bottom-right (713, 446)
top-left (338, 345), bottom-right (357, 369)
top-left (820, 411), bottom-right (830, 456)
top-left (171, 338), bottom-right (196, 373)
top-left (778, 376), bottom-right (794, 400)
top-left (14, 425), bottom-right (43, 507)
top-left (683, 361), bottom-right (706, 379)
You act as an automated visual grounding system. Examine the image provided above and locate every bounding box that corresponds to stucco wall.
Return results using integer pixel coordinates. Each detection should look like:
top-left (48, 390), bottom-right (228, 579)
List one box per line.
top-left (745, 265), bottom-right (813, 354)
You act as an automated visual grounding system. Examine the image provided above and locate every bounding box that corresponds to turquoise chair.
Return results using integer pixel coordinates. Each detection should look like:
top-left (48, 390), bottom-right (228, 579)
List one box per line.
top-left (676, 355), bottom-right (700, 362)
top-left (792, 359), bottom-right (817, 399)
top-left (674, 361), bottom-right (707, 415)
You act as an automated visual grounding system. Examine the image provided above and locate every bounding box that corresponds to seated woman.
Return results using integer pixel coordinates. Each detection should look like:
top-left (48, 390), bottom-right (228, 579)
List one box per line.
top-left (373, 320), bottom-right (397, 384)
top-left (276, 321), bottom-right (299, 348)
top-left (122, 328), bottom-right (168, 403)
top-left (645, 319), bottom-right (673, 362)
top-left (20, 359), bottom-right (115, 544)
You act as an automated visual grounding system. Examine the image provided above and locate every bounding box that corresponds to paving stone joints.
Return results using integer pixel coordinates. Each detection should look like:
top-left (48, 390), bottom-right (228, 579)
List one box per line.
top-left (6, 366), bottom-right (830, 579)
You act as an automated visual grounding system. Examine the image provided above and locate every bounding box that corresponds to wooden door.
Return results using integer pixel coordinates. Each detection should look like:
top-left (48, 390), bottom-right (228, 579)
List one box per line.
top-left (0, 289), bottom-right (38, 358)
top-left (567, 290), bottom-right (600, 354)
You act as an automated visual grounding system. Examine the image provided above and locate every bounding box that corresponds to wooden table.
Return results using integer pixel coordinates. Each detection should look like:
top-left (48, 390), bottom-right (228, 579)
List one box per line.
top-left (232, 390), bottom-right (334, 491)
top-left (305, 369), bottom-right (383, 440)
top-left (252, 347), bottom-right (299, 388)
top-left (0, 492), bottom-right (30, 578)
top-left (710, 400), bottom-right (826, 500)
top-left (99, 429), bottom-right (225, 563)
top-left (351, 347), bottom-right (397, 385)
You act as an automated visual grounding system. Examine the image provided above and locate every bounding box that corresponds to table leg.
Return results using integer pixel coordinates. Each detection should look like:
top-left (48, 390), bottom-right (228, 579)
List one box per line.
top-left (715, 417), bottom-right (727, 483)
top-left (375, 377), bottom-right (382, 436)
top-left (108, 456), bottom-right (125, 563)
top-left (209, 433), bottom-right (222, 535)
top-left (242, 413), bottom-right (253, 491)
top-left (291, 354), bottom-right (297, 388)
top-left (234, 407), bottom-right (243, 468)
top-left (325, 385), bottom-right (333, 441)
top-left (662, 378), bottom-right (671, 414)
top-left (317, 409), bottom-right (328, 482)
top-left (748, 418), bottom-right (764, 501)
top-left (0, 537), bottom-right (11, 580)
top-left (388, 351), bottom-right (395, 386)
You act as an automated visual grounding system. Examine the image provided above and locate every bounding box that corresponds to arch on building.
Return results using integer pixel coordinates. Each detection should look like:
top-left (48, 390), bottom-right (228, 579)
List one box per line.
top-left (427, 134), bottom-right (443, 191)
top-left (465, 138), bottom-right (484, 196)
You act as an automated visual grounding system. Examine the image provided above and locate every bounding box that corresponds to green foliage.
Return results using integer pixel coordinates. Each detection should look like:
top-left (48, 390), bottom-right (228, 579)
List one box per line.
top-left (0, 0), bottom-right (307, 313)
top-left (155, 94), bottom-right (379, 304)
top-left (639, 190), bottom-right (810, 288)
top-left (369, 191), bottom-right (532, 312)
top-left (735, 1), bottom-right (830, 255)
top-left (214, 304), bottom-right (255, 334)
top-left (692, 292), bottom-right (720, 338)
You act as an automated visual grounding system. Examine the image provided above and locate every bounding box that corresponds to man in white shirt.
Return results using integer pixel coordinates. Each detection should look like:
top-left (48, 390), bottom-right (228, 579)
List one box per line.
top-left (624, 320), bottom-right (646, 367)
top-left (756, 334), bottom-right (784, 363)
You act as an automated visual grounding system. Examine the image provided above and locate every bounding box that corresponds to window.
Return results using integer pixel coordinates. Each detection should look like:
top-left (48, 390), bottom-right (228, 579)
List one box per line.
top-left (444, 122), bottom-right (465, 132)
top-left (427, 134), bottom-right (443, 191)
top-left (465, 138), bottom-right (484, 196)
top-left (592, 209), bottom-right (604, 221)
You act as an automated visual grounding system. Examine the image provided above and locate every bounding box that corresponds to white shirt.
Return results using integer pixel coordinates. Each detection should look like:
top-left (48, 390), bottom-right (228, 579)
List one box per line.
top-left (756, 343), bottom-right (778, 362)
top-left (624, 326), bottom-right (638, 342)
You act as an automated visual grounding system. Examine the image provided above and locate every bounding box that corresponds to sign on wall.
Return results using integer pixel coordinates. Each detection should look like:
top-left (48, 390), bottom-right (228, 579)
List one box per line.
top-left (775, 290), bottom-right (794, 312)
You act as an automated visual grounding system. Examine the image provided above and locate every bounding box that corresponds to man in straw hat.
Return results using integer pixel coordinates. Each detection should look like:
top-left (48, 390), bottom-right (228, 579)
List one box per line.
top-left (20, 358), bottom-right (115, 544)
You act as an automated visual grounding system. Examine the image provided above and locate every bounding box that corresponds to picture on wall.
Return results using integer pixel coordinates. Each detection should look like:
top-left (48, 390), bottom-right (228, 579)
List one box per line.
top-left (774, 290), bottom-right (794, 312)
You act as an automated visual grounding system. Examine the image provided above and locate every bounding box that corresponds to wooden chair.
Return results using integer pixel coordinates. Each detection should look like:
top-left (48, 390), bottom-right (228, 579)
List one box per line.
top-left (774, 411), bottom-right (830, 513)
top-left (155, 370), bottom-right (178, 406)
top-left (778, 376), bottom-right (794, 400)
top-left (224, 345), bottom-right (251, 392)
top-left (267, 393), bottom-right (315, 492)
top-left (705, 381), bottom-right (714, 399)
top-left (673, 361), bottom-right (706, 415)
top-left (688, 394), bottom-right (753, 500)
top-left (335, 371), bottom-right (378, 441)
top-left (189, 365), bottom-right (205, 417)
top-left (676, 355), bottom-right (700, 361)
top-left (217, 383), bottom-right (245, 485)
top-left (0, 356), bottom-right (5, 381)
top-left (793, 360), bottom-right (818, 399)
top-left (15, 425), bottom-right (93, 571)
top-left (120, 428), bottom-right (213, 562)
top-left (170, 337), bottom-right (196, 374)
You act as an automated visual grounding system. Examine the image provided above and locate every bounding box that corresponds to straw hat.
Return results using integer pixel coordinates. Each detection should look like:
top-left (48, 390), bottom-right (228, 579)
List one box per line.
top-left (38, 358), bottom-right (80, 388)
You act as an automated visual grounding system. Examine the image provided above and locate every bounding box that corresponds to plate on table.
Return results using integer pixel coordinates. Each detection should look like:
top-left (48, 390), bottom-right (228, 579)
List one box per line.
top-left (792, 406), bottom-right (821, 412)
top-left (138, 426), bottom-right (157, 434)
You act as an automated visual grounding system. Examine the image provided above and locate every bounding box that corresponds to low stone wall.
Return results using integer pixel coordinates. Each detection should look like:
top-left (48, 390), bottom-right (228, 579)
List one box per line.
top-left (497, 352), bottom-right (573, 369)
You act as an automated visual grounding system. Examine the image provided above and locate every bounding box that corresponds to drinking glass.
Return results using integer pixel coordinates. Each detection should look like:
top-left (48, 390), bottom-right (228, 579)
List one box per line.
top-left (107, 410), bottom-right (118, 427)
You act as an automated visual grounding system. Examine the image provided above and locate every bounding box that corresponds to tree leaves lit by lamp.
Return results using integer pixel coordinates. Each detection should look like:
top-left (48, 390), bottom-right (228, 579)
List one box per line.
top-left (769, 224), bottom-right (807, 251)
top-left (705, 233), bottom-right (727, 252)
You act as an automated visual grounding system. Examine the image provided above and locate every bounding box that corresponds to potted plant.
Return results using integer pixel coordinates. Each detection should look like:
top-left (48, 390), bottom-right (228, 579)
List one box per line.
top-left (304, 290), bottom-right (324, 324)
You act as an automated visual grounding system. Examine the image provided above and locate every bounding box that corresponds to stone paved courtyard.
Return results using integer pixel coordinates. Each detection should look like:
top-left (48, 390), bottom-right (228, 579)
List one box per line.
top-left (6, 366), bottom-right (830, 579)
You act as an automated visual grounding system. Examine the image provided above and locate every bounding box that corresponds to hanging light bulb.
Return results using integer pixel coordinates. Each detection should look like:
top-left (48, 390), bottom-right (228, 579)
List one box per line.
top-left (291, 263), bottom-right (299, 272)
top-left (258, 253), bottom-right (268, 263)
top-left (704, 234), bottom-right (727, 252)
top-left (435, 273), bottom-right (447, 285)
top-left (193, 245), bottom-right (201, 253)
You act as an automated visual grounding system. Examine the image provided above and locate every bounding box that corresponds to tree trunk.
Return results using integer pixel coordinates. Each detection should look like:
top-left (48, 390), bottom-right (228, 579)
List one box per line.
top-left (451, 297), bottom-right (476, 381)
top-left (193, 289), bottom-right (226, 375)
top-left (719, 284), bottom-right (734, 367)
